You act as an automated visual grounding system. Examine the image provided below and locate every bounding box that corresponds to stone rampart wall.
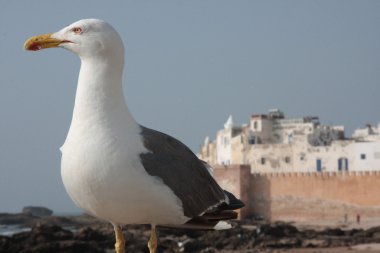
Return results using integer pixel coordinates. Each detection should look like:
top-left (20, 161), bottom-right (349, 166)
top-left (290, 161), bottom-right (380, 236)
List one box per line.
top-left (213, 166), bottom-right (380, 221)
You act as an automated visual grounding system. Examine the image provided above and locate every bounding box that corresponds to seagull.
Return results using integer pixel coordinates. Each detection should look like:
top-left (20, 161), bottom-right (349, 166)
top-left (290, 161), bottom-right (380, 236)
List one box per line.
top-left (24, 19), bottom-right (244, 253)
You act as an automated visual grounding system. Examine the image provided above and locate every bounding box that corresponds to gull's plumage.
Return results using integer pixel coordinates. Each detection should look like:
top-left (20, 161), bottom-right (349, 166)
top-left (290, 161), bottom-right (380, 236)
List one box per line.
top-left (24, 19), bottom-right (244, 253)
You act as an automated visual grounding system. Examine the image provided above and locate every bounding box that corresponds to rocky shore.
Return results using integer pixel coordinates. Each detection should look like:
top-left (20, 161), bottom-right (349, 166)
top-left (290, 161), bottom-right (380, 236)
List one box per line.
top-left (1, 211), bottom-right (380, 253)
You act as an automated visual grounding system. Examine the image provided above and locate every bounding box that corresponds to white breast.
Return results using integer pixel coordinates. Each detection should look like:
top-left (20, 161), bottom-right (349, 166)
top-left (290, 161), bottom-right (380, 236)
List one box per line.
top-left (60, 123), bottom-right (189, 225)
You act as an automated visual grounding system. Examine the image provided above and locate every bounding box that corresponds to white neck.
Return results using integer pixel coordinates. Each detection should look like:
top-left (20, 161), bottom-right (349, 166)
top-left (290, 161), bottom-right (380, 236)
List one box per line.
top-left (67, 56), bottom-right (138, 138)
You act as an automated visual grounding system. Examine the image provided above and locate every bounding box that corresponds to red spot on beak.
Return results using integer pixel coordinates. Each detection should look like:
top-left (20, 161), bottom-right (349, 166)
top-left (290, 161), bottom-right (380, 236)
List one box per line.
top-left (27, 42), bottom-right (42, 51)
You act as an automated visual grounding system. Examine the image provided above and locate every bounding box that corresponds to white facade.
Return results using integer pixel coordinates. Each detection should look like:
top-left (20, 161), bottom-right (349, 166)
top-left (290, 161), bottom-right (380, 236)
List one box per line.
top-left (351, 142), bottom-right (380, 171)
top-left (198, 109), bottom-right (380, 173)
top-left (216, 115), bottom-right (242, 165)
top-left (352, 123), bottom-right (380, 142)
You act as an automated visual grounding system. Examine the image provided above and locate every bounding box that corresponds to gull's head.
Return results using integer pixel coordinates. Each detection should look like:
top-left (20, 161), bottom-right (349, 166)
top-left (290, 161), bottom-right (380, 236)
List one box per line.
top-left (24, 19), bottom-right (124, 60)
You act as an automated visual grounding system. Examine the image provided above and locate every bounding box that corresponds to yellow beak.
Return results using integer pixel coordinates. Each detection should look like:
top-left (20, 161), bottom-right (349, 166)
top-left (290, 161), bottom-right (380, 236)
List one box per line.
top-left (24, 33), bottom-right (68, 51)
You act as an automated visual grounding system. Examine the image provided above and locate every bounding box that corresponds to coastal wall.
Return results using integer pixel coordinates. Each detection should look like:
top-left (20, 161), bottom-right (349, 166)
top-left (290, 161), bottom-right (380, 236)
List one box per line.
top-left (213, 165), bottom-right (251, 218)
top-left (213, 166), bottom-right (380, 221)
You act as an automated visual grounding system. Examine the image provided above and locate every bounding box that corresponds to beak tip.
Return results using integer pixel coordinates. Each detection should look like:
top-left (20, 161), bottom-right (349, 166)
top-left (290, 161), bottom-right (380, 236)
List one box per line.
top-left (24, 42), bottom-right (41, 51)
top-left (24, 38), bottom-right (38, 51)
top-left (23, 33), bottom-right (58, 52)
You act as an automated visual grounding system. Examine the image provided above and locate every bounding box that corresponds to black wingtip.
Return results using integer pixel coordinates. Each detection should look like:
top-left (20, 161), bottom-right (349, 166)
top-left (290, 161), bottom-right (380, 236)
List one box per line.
top-left (220, 190), bottom-right (245, 211)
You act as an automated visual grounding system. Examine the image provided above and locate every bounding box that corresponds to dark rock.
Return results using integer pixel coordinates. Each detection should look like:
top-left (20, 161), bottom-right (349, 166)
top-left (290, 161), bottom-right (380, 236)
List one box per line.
top-left (4, 216), bottom-right (380, 252)
top-left (372, 231), bottom-right (380, 239)
top-left (22, 206), bottom-right (53, 217)
top-left (259, 223), bottom-right (298, 237)
top-left (31, 216), bottom-right (73, 227)
top-left (0, 236), bottom-right (12, 252)
top-left (58, 240), bottom-right (105, 253)
top-left (199, 247), bottom-right (217, 253)
top-left (157, 237), bottom-right (179, 253)
top-left (265, 237), bottom-right (301, 248)
top-left (159, 227), bottom-right (203, 238)
top-left (20, 240), bottom-right (104, 253)
top-left (301, 229), bottom-right (319, 238)
top-left (366, 226), bottom-right (380, 237)
top-left (184, 239), bottom-right (206, 252)
top-left (346, 228), bottom-right (365, 237)
top-left (75, 227), bottom-right (108, 241)
top-left (14, 224), bottom-right (74, 244)
top-left (323, 228), bottom-right (345, 236)
top-left (0, 213), bottom-right (37, 225)
top-left (0, 224), bottom-right (110, 253)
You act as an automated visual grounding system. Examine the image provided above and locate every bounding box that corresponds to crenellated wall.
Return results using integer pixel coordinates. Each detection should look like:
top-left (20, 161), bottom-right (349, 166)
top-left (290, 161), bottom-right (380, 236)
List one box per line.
top-left (213, 166), bottom-right (380, 221)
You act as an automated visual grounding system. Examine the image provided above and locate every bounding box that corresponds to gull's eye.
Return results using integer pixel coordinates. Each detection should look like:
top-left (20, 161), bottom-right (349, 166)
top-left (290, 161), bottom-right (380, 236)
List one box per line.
top-left (72, 27), bottom-right (83, 34)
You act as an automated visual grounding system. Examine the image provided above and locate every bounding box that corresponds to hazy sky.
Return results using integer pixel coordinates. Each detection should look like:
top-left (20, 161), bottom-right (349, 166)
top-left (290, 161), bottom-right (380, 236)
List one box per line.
top-left (0, 1), bottom-right (379, 213)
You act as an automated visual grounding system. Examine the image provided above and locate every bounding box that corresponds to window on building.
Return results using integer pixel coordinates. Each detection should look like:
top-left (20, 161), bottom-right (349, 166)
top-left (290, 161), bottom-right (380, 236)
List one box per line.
top-left (285, 157), bottom-right (291, 163)
top-left (249, 136), bottom-right (262, 145)
top-left (316, 159), bottom-right (322, 172)
top-left (338, 158), bottom-right (349, 171)
top-left (261, 157), bottom-right (266, 165)
top-left (360, 154), bottom-right (366, 160)
top-left (300, 153), bottom-right (305, 161)
top-left (253, 121), bottom-right (258, 130)
top-left (288, 133), bottom-right (293, 144)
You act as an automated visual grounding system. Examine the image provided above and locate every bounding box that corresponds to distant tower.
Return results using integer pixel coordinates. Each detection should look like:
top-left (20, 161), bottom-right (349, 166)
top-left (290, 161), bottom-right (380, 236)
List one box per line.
top-left (204, 136), bottom-right (210, 145)
top-left (224, 115), bottom-right (234, 129)
top-left (217, 115), bottom-right (239, 165)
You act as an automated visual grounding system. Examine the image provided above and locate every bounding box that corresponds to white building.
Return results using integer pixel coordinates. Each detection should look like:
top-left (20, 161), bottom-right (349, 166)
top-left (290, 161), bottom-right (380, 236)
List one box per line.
top-left (198, 109), bottom-right (380, 173)
top-left (215, 115), bottom-right (242, 165)
top-left (352, 123), bottom-right (380, 142)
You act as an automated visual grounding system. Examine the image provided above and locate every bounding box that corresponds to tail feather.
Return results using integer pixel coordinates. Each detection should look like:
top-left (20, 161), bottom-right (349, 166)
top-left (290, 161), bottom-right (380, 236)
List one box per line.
top-left (160, 188), bottom-right (244, 230)
top-left (201, 210), bottom-right (238, 220)
top-left (221, 190), bottom-right (245, 210)
top-left (161, 211), bottom-right (236, 230)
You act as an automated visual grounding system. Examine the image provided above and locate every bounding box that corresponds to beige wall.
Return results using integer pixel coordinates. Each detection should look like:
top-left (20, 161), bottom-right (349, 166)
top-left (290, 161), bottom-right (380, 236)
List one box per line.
top-left (231, 135), bottom-right (244, 164)
top-left (213, 165), bottom-right (380, 221)
top-left (198, 141), bottom-right (217, 165)
top-left (246, 144), bottom-right (294, 173)
top-left (252, 171), bottom-right (380, 221)
top-left (213, 165), bottom-right (251, 218)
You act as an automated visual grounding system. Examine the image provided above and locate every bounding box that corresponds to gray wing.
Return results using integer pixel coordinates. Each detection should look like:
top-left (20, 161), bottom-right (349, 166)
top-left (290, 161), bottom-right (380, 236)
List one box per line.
top-left (139, 126), bottom-right (226, 218)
